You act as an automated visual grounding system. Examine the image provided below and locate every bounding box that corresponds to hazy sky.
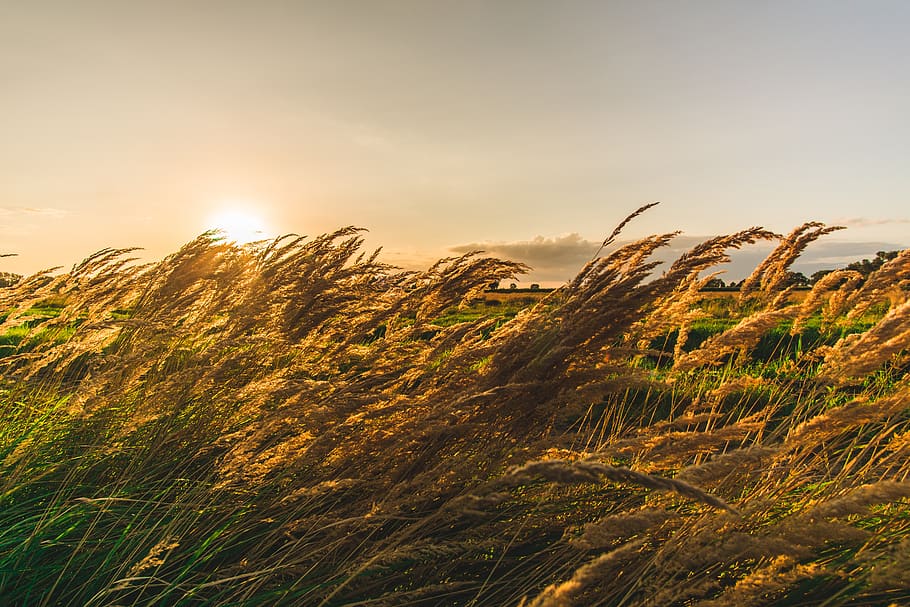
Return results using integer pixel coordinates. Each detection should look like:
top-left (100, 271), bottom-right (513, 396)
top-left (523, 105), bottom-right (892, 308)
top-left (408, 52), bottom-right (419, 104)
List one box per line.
top-left (2, 1), bottom-right (908, 283)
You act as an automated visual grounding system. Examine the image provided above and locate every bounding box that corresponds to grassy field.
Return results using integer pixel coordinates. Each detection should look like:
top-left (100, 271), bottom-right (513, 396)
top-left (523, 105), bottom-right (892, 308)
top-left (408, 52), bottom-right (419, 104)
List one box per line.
top-left (1, 220), bottom-right (909, 606)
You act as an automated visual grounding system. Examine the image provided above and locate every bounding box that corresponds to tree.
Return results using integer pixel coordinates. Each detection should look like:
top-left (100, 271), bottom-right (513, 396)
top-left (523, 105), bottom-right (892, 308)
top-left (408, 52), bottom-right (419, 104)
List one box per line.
top-left (846, 250), bottom-right (900, 276)
top-left (784, 272), bottom-right (810, 288)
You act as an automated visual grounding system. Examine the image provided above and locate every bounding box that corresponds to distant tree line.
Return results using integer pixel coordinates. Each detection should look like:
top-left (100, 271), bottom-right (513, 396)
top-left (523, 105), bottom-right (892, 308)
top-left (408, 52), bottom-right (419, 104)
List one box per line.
top-left (488, 281), bottom-right (543, 291)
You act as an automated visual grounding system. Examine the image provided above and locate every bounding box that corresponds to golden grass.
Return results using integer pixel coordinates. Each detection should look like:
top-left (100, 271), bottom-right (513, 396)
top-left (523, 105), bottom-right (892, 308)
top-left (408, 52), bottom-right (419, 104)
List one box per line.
top-left (0, 215), bottom-right (908, 606)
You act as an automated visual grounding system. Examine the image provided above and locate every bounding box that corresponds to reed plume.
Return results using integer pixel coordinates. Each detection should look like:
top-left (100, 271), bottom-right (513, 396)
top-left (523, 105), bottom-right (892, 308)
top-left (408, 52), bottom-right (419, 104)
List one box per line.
top-left (738, 222), bottom-right (843, 300)
top-left (1, 217), bottom-right (908, 606)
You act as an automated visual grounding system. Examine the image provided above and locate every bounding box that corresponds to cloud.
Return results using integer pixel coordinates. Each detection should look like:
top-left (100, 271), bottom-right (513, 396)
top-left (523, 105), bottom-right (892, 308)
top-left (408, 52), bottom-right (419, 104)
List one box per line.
top-left (0, 206), bottom-right (68, 218)
top-left (451, 233), bottom-right (598, 282)
top-left (834, 217), bottom-right (910, 228)
top-left (0, 207), bottom-right (69, 241)
top-left (789, 239), bottom-right (907, 267)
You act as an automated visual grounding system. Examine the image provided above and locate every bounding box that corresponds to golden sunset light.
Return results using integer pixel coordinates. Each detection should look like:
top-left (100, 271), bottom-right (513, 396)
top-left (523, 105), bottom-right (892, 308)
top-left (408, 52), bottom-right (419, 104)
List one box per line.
top-left (2, 3), bottom-right (909, 605)
top-left (206, 205), bottom-right (271, 245)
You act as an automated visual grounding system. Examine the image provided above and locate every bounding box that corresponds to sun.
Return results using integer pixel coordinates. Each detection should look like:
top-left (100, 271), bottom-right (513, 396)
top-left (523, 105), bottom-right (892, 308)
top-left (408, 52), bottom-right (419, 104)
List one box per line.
top-left (206, 206), bottom-right (270, 244)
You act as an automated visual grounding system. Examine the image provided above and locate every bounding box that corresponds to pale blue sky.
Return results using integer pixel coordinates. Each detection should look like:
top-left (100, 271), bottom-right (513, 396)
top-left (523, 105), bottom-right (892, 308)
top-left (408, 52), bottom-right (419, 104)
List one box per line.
top-left (1, 1), bottom-right (908, 282)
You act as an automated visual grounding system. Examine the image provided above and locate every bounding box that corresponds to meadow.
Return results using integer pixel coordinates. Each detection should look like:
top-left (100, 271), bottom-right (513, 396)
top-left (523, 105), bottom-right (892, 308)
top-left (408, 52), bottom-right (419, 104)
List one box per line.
top-left (1, 212), bottom-right (908, 606)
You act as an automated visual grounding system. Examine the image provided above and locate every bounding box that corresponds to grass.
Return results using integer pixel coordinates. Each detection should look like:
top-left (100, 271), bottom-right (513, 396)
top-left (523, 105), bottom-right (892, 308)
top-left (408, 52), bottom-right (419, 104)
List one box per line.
top-left (0, 219), bottom-right (908, 606)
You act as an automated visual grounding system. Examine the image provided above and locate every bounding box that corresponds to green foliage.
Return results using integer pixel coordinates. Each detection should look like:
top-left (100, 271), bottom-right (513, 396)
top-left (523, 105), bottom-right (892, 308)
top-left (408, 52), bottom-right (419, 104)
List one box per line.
top-left (846, 250), bottom-right (900, 276)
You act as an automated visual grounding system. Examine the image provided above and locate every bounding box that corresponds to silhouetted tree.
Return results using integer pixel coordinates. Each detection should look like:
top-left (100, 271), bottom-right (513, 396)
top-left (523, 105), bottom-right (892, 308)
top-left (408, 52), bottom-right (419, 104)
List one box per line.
top-left (784, 271), bottom-right (810, 288)
top-left (846, 250), bottom-right (899, 276)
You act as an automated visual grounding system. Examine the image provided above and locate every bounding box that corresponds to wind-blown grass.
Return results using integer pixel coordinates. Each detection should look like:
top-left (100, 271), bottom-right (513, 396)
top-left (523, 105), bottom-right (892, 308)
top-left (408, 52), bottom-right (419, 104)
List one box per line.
top-left (1, 216), bottom-right (908, 606)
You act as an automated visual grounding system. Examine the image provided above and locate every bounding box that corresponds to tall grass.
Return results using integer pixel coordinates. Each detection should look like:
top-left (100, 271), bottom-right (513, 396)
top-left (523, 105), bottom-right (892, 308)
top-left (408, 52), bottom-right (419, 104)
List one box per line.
top-left (1, 216), bottom-right (908, 606)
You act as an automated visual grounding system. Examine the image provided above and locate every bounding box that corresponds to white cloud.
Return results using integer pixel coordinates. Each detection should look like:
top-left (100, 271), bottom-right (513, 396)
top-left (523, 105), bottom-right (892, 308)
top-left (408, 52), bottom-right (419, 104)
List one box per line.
top-left (451, 233), bottom-right (598, 283)
top-left (834, 217), bottom-right (910, 228)
top-left (0, 206), bottom-right (68, 218)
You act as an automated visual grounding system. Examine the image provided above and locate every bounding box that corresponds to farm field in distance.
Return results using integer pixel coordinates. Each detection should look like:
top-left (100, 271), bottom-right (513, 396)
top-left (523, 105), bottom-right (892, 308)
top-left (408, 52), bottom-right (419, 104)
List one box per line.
top-left (1, 218), bottom-right (909, 606)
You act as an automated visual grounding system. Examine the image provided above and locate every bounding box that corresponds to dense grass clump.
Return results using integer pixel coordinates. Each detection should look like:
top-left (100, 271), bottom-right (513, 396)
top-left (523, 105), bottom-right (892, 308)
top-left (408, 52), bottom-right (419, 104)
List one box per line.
top-left (1, 215), bottom-right (909, 606)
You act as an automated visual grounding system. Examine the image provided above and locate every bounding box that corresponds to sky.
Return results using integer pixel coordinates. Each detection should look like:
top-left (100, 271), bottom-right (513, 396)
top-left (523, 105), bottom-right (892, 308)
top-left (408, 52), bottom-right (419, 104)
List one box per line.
top-left (2, 1), bottom-right (909, 284)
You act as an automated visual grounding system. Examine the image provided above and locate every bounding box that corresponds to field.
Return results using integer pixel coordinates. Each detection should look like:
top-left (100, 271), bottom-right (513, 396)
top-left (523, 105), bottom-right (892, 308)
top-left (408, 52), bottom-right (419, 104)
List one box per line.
top-left (1, 219), bottom-right (909, 606)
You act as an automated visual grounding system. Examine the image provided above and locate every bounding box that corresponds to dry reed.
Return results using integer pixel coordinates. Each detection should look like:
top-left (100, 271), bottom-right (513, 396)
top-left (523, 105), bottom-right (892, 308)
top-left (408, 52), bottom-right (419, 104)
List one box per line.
top-left (1, 213), bottom-right (908, 606)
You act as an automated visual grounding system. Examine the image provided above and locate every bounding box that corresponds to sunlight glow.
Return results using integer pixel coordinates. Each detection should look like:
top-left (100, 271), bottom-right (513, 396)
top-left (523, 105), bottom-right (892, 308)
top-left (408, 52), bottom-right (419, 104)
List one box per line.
top-left (207, 206), bottom-right (271, 244)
